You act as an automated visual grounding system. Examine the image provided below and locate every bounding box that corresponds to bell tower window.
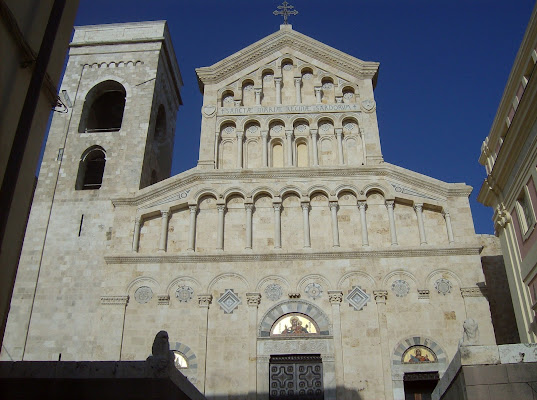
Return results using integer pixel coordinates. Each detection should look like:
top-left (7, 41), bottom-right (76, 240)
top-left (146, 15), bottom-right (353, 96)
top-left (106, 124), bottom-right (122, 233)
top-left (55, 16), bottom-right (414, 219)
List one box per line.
top-left (79, 80), bottom-right (126, 133)
top-left (76, 147), bottom-right (106, 190)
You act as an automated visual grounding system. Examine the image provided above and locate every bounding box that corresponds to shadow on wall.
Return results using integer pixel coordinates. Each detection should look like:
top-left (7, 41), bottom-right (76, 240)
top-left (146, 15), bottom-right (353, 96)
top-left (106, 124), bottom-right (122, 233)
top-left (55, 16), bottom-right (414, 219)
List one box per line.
top-left (481, 255), bottom-right (520, 344)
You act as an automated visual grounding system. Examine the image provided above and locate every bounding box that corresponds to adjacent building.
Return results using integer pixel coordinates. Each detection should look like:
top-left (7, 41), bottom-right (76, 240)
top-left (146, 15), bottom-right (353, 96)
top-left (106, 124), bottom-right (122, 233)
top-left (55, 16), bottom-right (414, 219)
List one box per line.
top-left (478, 3), bottom-right (537, 344)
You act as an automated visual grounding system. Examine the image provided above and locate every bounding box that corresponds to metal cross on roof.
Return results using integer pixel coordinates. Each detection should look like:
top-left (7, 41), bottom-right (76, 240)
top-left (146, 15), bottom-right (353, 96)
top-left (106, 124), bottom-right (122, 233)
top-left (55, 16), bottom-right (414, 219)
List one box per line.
top-left (273, 1), bottom-right (298, 25)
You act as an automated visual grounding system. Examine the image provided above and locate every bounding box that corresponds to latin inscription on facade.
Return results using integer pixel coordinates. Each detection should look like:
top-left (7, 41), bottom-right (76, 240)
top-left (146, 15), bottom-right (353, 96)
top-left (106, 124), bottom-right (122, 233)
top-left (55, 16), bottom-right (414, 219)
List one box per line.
top-left (219, 103), bottom-right (359, 116)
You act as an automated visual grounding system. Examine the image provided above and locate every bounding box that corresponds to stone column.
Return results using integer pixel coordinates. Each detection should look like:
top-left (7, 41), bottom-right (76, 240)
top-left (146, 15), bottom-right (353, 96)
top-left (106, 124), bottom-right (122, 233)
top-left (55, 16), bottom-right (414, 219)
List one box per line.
top-left (158, 210), bottom-right (169, 252)
top-left (360, 128), bottom-right (367, 166)
top-left (214, 132), bottom-right (220, 168)
top-left (358, 201), bottom-right (369, 246)
top-left (197, 294), bottom-right (212, 394)
top-left (301, 202), bottom-right (311, 248)
top-left (273, 203), bottom-right (282, 249)
top-left (245, 203), bottom-right (254, 249)
top-left (261, 130), bottom-right (269, 167)
top-left (246, 293), bottom-right (261, 400)
top-left (314, 86), bottom-right (322, 103)
top-left (237, 131), bottom-right (244, 168)
top-left (374, 290), bottom-right (393, 400)
top-left (285, 129), bottom-right (294, 166)
top-left (132, 217), bottom-right (141, 252)
top-left (187, 205), bottom-right (197, 251)
top-left (310, 129), bottom-right (319, 166)
top-left (217, 203), bottom-right (226, 250)
top-left (329, 201), bottom-right (340, 247)
top-left (385, 200), bottom-right (398, 246)
top-left (275, 77), bottom-right (282, 105)
top-left (442, 210), bottom-right (455, 244)
top-left (294, 77), bottom-right (302, 104)
top-left (254, 88), bottom-right (262, 105)
top-left (414, 203), bottom-right (427, 245)
top-left (328, 291), bottom-right (344, 399)
top-left (335, 128), bottom-right (344, 165)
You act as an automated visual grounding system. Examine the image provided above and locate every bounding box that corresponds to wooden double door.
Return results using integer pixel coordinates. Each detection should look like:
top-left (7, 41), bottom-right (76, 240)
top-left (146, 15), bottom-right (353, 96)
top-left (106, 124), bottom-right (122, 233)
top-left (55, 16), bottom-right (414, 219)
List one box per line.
top-left (269, 354), bottom-right (323, 400)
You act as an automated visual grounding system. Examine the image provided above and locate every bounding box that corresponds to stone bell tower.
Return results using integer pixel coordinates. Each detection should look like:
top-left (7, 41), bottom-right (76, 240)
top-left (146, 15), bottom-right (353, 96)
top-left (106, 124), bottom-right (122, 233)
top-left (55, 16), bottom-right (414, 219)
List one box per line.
top-left (1, 21), bottom-right (182, 361)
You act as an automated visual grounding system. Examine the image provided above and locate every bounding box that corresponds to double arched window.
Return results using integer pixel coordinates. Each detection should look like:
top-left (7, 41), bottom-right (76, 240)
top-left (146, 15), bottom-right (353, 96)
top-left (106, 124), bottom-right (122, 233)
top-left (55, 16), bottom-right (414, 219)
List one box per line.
top-left (76, 146), bottom-right (106, 190)
top-left (79, 80), bottom-right (126, 133)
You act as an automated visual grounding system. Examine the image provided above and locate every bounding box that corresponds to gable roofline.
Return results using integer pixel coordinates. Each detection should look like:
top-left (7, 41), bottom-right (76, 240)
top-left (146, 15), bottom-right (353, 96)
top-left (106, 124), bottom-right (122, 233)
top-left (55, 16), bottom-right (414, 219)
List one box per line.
top-left (195, 25), bottom-right (379, 93)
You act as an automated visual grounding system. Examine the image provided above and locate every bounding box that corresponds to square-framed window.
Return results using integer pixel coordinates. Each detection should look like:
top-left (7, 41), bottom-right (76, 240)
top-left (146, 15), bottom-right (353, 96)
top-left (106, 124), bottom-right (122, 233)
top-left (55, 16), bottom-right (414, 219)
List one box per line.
top-left (516, 186), bottom-right (536, 238)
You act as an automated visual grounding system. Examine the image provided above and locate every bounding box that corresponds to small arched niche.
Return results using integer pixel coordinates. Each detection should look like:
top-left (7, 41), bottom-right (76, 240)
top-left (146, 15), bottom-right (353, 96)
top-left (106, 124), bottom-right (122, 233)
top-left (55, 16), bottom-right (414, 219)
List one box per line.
top-left (75, 146), bottom-right (106, 190)
top-left (79, 80), bottom-right (126, 133)
top-left (221, 90), bottom-right (235, 107)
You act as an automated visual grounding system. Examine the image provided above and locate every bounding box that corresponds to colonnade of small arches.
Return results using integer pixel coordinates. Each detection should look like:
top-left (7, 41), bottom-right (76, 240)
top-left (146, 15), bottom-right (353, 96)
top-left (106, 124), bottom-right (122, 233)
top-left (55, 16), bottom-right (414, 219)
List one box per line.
top-left (218, 57), bottom-right (358, 108)
top-left (216, 115), bottom-right (364, 169)
top-left (133, 186), bottom-right (455, 253)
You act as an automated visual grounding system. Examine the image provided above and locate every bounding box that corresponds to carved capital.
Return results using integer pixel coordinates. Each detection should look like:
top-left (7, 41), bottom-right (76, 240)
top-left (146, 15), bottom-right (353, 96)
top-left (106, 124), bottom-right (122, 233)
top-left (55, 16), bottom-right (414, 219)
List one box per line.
top-left (101, 295), bottom-right (129, 306)
top-left (135, 216), bottom-right (141, 224)
top-left (161, 210), bottom-right (169, 219)
top-left (198, 294), bottom-right (212, 308)
top-left (157, 295), bottom-right (170, 305)
top-left (314, 87), bottom-right (322, 94)
top-left (310, 128), bottom-right (318, 138)
top-left (301, 203), bottom-right (310, 212)
top-left (189, 205), bottom-right (198, 213)
top-left (328, 290), bottom-right (343, 304)
top-left (357, 201), bottom-right (367, 210)
top-left (335, 96), bottom-right (343, 103)
top-left (260, 130), bottom-right (269, 139)
top-left (418, 289), bottom-right (430, 299)
top-left (246, 292), bottom-right (262, 306)
top-left (329, 201), bottom-right (339, 210)
top-left (274, 77), bottom-right (282, 85)
top-left (442, 210), bottom-right (450, 218)
top-left (216, 204), bottom-right (226, 212)
top-left (294, 77), bottom-right (302, 85)
top-left (254, 88), bottom-right (262, 95)
top-left (414, 203), bottom-right (423, 213)
top-left (244, 203), bottom-right (254, 212)
top-left (335, 128), bottom-right (343, 137)
top-left (273, 203), bottom-right (282, 212)
top-left (460, 287), bottom-right (488, 298)
top-left (285, 130), bottom-right (294, 139)
top-left (373, 290), bottom-right (388, 303)
top-left (385, 200), bottom-right (395, 210)
top-left (236, 131), bottom-right (244, 139)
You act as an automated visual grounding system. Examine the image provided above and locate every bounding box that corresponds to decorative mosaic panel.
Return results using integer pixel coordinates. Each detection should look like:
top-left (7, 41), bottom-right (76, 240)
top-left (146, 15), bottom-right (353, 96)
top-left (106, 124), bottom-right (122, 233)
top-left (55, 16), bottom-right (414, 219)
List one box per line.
top-left (175, 285), bottom-right (194, 303)
top-left (218, 289), bottom-right (241, 314)
top-left (391, 280), bottom-right (410, 297)
top-left (346, 286), bottom-right (370, 311)
top-left (265, 284), bottom-right (283, 301)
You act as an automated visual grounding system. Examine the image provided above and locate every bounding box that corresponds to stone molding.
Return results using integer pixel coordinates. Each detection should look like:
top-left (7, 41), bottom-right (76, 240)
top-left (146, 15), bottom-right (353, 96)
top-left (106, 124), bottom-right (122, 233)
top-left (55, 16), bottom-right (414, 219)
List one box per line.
top-left (373, 290), bottom-right (388, 303)
top-left (100, 295), bottom-right (129, 306)
top-left (197, 294), bottom-right (212, 308)
top-left (157, 295), bottom-right (170, 305)
top-left (105, 245), bottom-right (481, 265)
top-left (111, 164), bottom-right (472, 208)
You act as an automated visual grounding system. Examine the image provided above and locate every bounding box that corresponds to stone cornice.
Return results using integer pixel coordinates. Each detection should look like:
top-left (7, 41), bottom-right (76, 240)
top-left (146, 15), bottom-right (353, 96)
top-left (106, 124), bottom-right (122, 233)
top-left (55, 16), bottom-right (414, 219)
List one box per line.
top-left (111, 163), bottom-right (471, 208)
top-left (104, 245), bottom-right (481, 265)
top-left (195, 27), bottom-right (379, 91)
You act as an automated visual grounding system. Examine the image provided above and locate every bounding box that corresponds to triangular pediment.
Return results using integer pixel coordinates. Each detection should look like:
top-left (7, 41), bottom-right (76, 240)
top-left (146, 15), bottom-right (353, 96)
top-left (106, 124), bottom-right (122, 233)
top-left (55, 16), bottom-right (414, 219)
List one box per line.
top-left (196, 25), bottom-right (379, 90)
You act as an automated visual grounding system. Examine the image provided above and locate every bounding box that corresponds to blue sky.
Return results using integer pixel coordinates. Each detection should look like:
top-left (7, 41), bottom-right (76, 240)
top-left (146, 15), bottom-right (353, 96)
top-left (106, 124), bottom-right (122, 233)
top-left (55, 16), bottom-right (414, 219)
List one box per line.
top-left (73, 0), bottom-right (535, 234)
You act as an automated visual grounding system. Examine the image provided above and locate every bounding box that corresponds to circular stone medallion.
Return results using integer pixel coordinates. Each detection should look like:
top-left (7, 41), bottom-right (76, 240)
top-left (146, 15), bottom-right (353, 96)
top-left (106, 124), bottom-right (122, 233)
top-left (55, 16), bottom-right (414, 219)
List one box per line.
top-left (391, 280), bottom-right (410, 297)
top-left (435, 278), bottom-right (452, 295)
top-left (175, 285), bottom-right (194, 303)
top-left (265, 284), bottom-right (283, 301)
top-left (134, 286), bottom-right (153, 304)
top-left (305, 282), bottom-right (323, 300)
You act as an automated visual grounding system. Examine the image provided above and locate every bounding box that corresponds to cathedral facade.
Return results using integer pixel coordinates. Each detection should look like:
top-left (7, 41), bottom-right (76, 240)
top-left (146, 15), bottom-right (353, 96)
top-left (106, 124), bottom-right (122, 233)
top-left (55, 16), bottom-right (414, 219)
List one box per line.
top-left (2, 21), bottom-right (497, 400)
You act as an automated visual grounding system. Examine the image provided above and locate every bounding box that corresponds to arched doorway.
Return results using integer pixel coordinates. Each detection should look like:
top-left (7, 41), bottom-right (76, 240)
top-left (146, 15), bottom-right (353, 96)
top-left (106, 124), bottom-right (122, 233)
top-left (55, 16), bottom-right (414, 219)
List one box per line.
top-left (257, 300), bottom-right (336, 400)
